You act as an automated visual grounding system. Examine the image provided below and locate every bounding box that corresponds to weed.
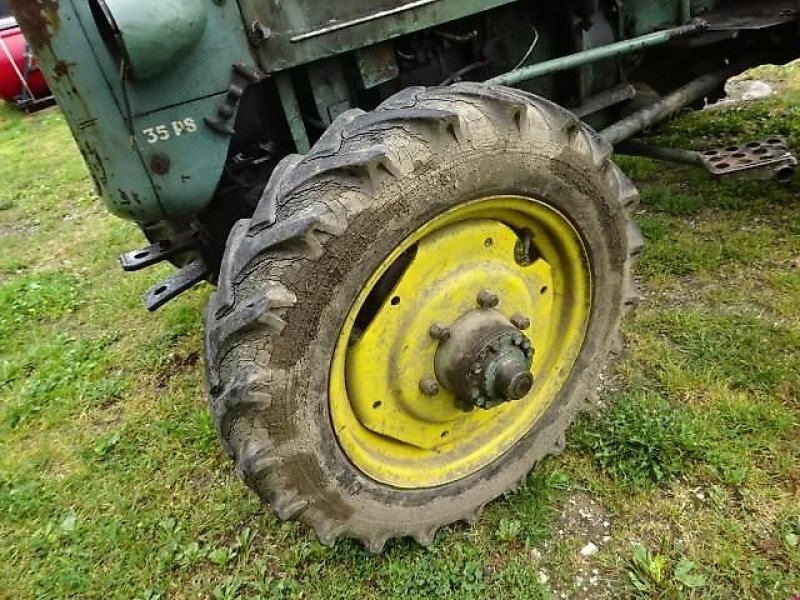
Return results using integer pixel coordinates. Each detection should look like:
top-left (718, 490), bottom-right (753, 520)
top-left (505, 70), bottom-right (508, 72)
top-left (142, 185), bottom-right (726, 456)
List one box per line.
top-left (626, 544), bottom-right (669, 595)
top-left (625, 545), bottom-right (708, 597)
top-left (571, 392), bottom-right (703, 488)
top-left (489, 557), bottom-right (552, 599)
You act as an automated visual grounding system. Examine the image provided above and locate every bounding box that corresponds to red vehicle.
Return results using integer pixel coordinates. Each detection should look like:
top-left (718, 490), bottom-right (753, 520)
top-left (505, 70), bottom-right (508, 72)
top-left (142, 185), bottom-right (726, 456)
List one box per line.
top-left (0, 0), bottom-right (50, 109)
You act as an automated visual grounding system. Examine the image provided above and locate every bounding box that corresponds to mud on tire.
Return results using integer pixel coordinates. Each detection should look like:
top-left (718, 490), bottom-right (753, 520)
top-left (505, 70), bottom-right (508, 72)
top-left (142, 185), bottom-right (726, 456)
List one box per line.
top-left (204, 83), bottom-right (642, 552)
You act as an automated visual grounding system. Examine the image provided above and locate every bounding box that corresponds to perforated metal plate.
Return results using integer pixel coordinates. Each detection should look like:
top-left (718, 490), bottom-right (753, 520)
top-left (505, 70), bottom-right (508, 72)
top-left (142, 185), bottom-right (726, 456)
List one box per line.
top-left (700, 137), bottom-right (798, 182)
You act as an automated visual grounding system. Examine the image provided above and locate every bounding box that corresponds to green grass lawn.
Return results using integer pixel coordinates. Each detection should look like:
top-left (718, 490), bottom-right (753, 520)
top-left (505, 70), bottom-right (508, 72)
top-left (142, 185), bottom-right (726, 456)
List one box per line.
top-left (1, 73), bottom-right (799, 598)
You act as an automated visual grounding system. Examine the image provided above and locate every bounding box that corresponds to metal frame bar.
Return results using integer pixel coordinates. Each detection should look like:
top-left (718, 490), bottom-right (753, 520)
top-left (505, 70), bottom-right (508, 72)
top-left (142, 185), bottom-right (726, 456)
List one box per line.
top-left (290, 0), bottom-right (443, 42)
top-left (600, 64), bottom-right (742, 145)
top-left (681, 0), bottom-right (693, 22)
top-left (275, 72), bottom-right (311, 153)
top-left (488, 20), bottom-right (707, 87)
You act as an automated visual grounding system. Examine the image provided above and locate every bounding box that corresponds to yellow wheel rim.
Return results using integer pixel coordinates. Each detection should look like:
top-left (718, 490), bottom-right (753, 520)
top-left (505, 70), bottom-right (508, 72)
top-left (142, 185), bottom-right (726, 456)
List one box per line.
top-left (329, 196), bottom-right (591, 488)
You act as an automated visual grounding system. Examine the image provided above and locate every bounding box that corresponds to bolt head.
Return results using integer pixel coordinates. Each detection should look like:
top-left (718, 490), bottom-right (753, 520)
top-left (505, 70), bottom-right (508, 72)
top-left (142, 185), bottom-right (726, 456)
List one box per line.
top-left (249, 21), bottom-right (272, 44)
top-left (505, 372), bottom-right (534, 400)
top-left (419, 377), bottom-right (440, 396)
top-left (477, 290), bottom-right (500, 309)
top-left (510, 313), bottom-right (531, 331)
top-left (429, 323), bottom-right (451, 342)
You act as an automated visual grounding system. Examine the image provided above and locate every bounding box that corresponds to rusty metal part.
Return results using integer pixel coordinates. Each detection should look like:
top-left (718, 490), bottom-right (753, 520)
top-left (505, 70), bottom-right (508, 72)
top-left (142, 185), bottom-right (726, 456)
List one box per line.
top-left (7, 0), bottom-right (60, 48)
top-left (120, 230), bottom-right (202, 272)
top-left (700, 137), bottom-right (798, 182)
top-left (434, 308), bottom-right (534, 410)
top-left (429, 323), bottom-right (451, 342)
top-left (600, 64), bottom-right (744, 146)
top-left (419, 377), bottom-right (441, 396)
top-left (476, 289), bottom-right (500, 309)
top-left (205, 63), bottom-right (267, 136)
top-left (572, 84), bottom-right (637, 119)
top-left (617, 137), bottom-right (798, 183)
top-left (144, 258), bottom-right (210, 311)
top-left (616, 141), bottom-right (705, 167)
top-left (510, 313), bottom-right (531, 331)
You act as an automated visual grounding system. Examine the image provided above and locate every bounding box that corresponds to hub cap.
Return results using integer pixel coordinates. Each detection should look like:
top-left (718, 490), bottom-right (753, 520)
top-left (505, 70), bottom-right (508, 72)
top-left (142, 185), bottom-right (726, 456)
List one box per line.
top-left (329, 196), bottom-right (591, 488)
top-left (433, 303), bottom-right (535, 410)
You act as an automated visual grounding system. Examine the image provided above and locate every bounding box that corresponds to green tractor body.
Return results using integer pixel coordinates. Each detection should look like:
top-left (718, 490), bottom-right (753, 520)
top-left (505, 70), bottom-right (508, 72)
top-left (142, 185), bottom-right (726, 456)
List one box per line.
top-left (14, 0), bottom-right (769, 250)
top-left (10, 0), bottom-right (799, 549)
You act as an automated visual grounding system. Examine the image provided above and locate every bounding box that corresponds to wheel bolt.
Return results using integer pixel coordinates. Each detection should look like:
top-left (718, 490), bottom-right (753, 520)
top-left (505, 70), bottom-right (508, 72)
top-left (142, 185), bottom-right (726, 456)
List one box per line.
top-left (419, 377), bottom-right (440, 396)
top-left (429, 323), bottom-right (451, 342)
top-left (477, 290), bottom-right (499, 309)
top-left (510, 313), bottom-right (531, 331)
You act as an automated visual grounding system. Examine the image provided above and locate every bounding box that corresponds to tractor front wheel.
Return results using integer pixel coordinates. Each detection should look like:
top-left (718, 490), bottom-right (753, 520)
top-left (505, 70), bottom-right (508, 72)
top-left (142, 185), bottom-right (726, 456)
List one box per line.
top-left (204, 83), bottom-right (642, 551)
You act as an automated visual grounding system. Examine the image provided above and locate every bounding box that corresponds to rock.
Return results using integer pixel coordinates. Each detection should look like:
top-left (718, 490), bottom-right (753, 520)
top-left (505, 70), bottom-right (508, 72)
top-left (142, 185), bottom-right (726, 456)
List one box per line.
top-left (580, 542), bottom-right (599, 557)
top-left (707, 78), bottom-right (775, 109)
top-left (726, 79), bottom-right (775, 102)
top-left (538, 570), bottom-right (549, 584)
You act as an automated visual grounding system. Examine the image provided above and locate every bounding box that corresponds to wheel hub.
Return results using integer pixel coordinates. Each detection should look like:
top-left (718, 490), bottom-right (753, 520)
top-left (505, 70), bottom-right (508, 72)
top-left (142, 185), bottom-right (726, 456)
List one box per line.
top-left (329, 196), bottom-right (592, 488)
top-left (432, 293), bottom-right (535, 410)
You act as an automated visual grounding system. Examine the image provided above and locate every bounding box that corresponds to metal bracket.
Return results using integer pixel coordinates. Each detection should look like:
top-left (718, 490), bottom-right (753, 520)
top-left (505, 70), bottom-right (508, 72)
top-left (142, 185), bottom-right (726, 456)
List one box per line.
top-left (205, 63), bottom-right (267, 136)
top-left (700, 137), bottom-right (798, 182)
top-left (119, 231), bottom-right (201, 272)
top-left (143, 258), bottom-right (210, 312)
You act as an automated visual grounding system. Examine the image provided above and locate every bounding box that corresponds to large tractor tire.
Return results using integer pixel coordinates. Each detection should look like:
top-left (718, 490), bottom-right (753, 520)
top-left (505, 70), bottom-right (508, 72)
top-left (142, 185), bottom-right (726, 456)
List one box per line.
top-left (204, 83), bottom-right (642, 551)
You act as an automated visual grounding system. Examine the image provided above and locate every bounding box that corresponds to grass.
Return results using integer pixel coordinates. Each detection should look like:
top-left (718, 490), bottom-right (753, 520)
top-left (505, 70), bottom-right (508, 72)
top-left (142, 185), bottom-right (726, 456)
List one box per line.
top-left (1, 63), bottom-right (799, 598)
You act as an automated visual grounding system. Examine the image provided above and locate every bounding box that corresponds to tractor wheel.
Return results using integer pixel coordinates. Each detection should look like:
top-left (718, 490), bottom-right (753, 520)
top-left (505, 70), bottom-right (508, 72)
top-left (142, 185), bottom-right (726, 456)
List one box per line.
top-left (204, 83), bottom-right (642, 551)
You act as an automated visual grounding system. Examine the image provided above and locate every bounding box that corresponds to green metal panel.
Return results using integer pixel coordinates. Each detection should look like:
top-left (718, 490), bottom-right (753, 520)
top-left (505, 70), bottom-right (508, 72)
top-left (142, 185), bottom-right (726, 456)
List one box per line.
top-left (239, 0), bottom-right (524, 72)
top-left (307, 58), bottom-right (353, 125)
top-left (490, 21), bottom-right (707, 87)
top-left (11, 0), bottom-right (259, 222)
top-left (96, 0), bottom-right (209, 80)
top-left (274, 72), bottom-right (310, 153)
top-left (10, 0), bottom-right (159, 221)
top-left (134, 94), bottom-right (236, 217)
top-left (73, 0), bottom-right (255, 117)
top-left (355, 43), bottom-right (400, 90)
top-left (622, 0), bottom-right (718, 35)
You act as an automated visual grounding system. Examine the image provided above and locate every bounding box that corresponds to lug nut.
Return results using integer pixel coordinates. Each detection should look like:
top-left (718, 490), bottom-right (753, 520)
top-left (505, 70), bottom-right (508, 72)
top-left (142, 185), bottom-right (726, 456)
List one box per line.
top-left (419, 377), bottom-right (440, 396)
top-left (477, 290), bottom-right (499, 309)
top-left (429, 323), bottom-right (451, 342)
top-left (510, 313), bottom-right (531, 331)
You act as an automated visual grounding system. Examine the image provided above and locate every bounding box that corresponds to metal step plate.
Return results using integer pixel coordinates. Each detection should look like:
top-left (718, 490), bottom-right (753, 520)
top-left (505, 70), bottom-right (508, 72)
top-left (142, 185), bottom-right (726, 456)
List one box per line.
top-left (700, 137), bottom-right (798, 182)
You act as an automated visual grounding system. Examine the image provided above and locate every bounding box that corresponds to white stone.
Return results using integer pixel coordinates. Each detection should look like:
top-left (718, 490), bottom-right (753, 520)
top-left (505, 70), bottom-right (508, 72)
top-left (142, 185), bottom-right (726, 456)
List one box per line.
top-left (580, 542), bottom-right (599, 557)
top-left (538, 570), bottom-right (549, 584)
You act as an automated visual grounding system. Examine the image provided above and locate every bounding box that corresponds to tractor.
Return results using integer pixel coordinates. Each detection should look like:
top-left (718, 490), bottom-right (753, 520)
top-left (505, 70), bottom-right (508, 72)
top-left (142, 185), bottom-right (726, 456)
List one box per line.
top-left (10, 0), bottom-right (800, 551)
